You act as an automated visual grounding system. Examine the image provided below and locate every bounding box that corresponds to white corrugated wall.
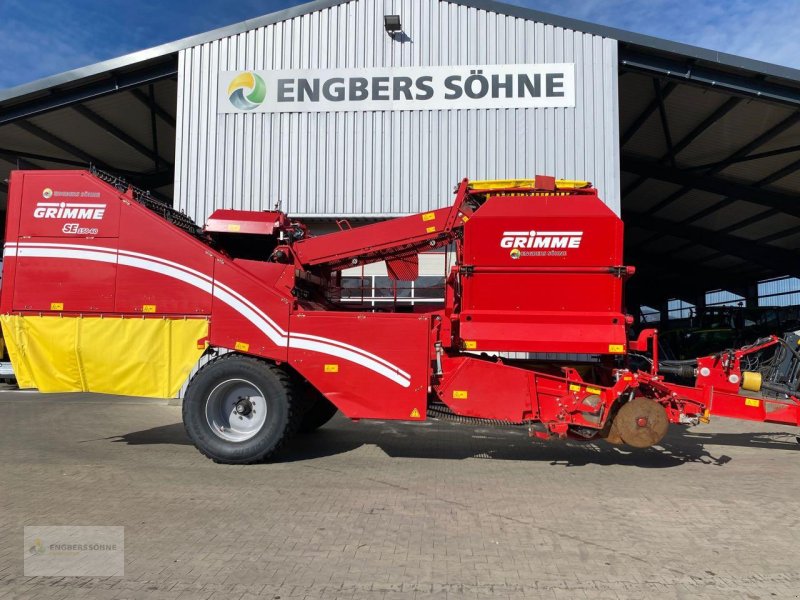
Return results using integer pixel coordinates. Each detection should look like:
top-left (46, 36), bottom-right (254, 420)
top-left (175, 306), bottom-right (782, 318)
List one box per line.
top-left (174, 0), bottom-right (620, 223)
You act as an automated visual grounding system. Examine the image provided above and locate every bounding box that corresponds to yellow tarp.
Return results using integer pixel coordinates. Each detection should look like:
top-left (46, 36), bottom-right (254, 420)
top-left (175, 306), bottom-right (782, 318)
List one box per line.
top-left (0, 315), bottom-right (208, 398)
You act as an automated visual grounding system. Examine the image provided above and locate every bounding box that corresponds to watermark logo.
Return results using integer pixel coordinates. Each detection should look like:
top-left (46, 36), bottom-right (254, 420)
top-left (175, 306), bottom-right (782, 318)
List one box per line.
top-left (29, 538), bottom-right (46, 556)
top-left (227, 71), bottom-right (267, 110)
top-left (24, 526), bottom-right (124, 576)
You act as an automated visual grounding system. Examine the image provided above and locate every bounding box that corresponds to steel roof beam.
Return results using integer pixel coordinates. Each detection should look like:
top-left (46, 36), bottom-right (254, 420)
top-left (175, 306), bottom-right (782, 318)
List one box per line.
top-left (72, 104), bottom-right (170, 167)
top-left (130, 88), bottom-right (176, 128)
top-left (622, 155), bottom-right (800, 218)
top-left (650, 150), bottom-right (800, 238)
top-left (632, 111), bottom-right (800, 218)
top-left (0, 59), bottom-right (177, 126)
top-left (620, 80), bottom-right (677, 146)
top-left (686, 143), bottom-right (800, 172)
top-left (619, 47), bottom-right (800, 108)
top-left (15, 121), bottom-right (112, 171)
top-left (622, 96), bottom-right (741, 198)
top-left (148, 84), bottom-right (161, 171)
top-left (653, 79), bottom-right (676, 167)
top-left (625, 213), bottom-right (799, 275)
top-left (0, 147), bottom-right (88, 167)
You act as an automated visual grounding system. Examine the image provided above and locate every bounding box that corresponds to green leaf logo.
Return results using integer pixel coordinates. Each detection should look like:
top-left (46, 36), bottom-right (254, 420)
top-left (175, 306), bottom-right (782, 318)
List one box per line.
top-left (227, 72), bottom-right (267, 110)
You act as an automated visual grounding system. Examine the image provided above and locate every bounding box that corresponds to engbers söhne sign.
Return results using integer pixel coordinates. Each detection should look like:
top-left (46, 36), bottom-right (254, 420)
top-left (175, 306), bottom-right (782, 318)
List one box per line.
top-left (218, 64), bottom-right (575, 113)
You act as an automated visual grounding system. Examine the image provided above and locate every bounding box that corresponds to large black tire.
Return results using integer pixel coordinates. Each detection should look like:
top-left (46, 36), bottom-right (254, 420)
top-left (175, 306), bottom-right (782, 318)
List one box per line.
top-left (183, 354), bottom-right (296, 464)
top-left (298, 395), bottom-right (338, 433)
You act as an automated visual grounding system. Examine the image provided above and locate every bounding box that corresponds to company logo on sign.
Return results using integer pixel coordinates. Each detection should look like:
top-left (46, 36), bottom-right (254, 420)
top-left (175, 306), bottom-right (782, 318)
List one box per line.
top-left (501, 230), bottom-right (583, 250)
top-left (219, 64), bottom-right (575, 113)
top-left (42, 187), bottom-right (53, 199)
top-left (34, 202), bottom-right (106, 220)
top-left (227, 71), bottom-right (267, 110)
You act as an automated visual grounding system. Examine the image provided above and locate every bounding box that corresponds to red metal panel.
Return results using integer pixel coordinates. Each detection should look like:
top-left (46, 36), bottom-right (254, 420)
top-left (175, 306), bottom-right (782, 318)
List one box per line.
top-left (16, 170), bottom-right (121, 239)
top-left (11, 237), bottom-right (117, 312)
top-left (287, 312), bottom-right (430, 420)
top-left (437, 357), bottom-right (535, 421)
top-left (114, 201), bottom-right (214, 315)
top-left (459, 312), bottom-right (627, 355)
top-left (207, 256), bottom-right (294, 363)
top-left (1, 172), bottom-right (25, 313)
top-left (458, 192), bottom-right (627, 354)
top-left (463, 193), bottom-right (622, 266)
top-left (205, 210), bottom-right (286, 235)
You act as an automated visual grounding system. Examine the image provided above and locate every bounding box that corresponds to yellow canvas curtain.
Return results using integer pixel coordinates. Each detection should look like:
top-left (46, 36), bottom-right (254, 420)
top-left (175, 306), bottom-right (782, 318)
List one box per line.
top-left (1, 315), bottom-right (208, 398)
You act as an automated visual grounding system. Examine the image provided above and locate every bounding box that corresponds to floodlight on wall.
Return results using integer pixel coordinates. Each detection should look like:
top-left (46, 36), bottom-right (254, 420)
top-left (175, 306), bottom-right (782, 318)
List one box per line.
top-left (384, 15), bottom-right (402, 34)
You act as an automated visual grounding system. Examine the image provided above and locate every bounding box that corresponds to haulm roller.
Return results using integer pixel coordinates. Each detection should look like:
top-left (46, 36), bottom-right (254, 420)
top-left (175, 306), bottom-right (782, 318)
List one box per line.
top-left (2, 169), bottom-right (798, 463)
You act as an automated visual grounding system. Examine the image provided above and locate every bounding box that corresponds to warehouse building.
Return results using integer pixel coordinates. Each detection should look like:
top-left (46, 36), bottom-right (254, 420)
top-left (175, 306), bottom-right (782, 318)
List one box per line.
top-left (1, 0), bottom-right (799, 325)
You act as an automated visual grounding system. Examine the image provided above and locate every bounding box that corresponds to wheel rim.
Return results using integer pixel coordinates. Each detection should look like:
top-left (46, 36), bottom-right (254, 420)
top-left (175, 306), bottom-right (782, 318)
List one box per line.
top-left (204, 378), bottom-right (268, 442)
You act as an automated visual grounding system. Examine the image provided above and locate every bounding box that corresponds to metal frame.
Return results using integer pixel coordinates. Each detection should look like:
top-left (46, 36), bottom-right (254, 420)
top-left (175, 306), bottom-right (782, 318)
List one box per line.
top-left (625, 213), bottom-right (799, 276)
top-left (622, 155), bottom-right (800, 218)
top-left (622, 95), bottom-right (741, 199)
top-left (619, 48), bottom-right (800, 109)
top-left (0, 59), bottom-right (177, 126)
top-left (72, 104), bottom-right (166, 166)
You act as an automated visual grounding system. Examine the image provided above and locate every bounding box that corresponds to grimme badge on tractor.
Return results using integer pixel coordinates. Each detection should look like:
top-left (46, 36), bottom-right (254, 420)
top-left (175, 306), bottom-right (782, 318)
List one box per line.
top-left (2, 170), bottom-right (799, 463)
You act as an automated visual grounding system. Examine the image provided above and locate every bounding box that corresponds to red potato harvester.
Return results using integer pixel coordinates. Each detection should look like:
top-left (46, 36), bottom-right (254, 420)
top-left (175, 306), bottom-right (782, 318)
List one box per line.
top-left (2, 169), bottom-right (798, 463)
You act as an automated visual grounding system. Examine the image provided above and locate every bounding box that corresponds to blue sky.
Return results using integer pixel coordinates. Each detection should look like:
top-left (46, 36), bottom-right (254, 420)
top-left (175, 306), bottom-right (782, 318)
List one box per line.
top-left (1, 0), bottom-right (799, 90)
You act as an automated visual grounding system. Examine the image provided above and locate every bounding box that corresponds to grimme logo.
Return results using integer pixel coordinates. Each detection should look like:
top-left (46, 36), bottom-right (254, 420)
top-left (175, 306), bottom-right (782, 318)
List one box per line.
top-left (227, 72), bottom-right (267, 110)
top-left (501, 230), bottom-right (584, 250)
top-left (34, 202), bottom-right (106, 220)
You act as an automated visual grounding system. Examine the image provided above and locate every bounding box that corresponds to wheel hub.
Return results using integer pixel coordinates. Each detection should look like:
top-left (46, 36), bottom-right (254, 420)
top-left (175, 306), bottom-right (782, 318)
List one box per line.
top-left (234, 397), bottom-right (254, 416)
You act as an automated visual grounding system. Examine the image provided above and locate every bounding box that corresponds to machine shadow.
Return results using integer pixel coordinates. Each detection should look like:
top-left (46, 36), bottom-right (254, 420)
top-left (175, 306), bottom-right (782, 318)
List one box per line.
top-left (112, 416), bottom-right (800, 467)
top-left (110, 422), bottom-right (194, 446)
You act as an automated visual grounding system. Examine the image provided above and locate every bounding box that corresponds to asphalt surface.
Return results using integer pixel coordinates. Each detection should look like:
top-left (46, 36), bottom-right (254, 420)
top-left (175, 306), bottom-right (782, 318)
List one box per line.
top-left (1, 389), bottom-right (799, 599)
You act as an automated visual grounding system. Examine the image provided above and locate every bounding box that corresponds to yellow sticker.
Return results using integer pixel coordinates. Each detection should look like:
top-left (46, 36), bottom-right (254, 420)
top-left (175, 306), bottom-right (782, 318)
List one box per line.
top-left (426, 226), bottom-right (436, 233)
top-left (227, 223), bottom-right (241, 232)
top-left (568, 384), bottom-right (581, 392)
top-left (324, 364), bottom-right (339, 373)
top-left (745, 398), bottom-right (760, 407)
top-left (409, 408), bottom-right (421, 418)
top-left (608, 344), bottom-right (625, 354)
top-left (453, 390), bottom-right (468, 399)
top-left (142, 304), bottom-right (156, 313)
top-left (461, 216), bottom-right (469, 223)
top-left (50, 302), bottom-right (63, 311)
top-left (422, 212), bottom-right (436, 222)
top-left (464, 340), bottom-right (477, 350)
top-left (586, 386), bottom-right (602, 395)
top-left (234, 341), bottom-right (250, 352)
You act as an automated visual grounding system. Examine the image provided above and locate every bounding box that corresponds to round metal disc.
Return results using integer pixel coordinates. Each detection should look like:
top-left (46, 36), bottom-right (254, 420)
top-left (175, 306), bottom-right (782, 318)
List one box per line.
top-left (614, 397), bottom-right (669, 448)
top-left (603, 419), bottom-right (624, 445)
